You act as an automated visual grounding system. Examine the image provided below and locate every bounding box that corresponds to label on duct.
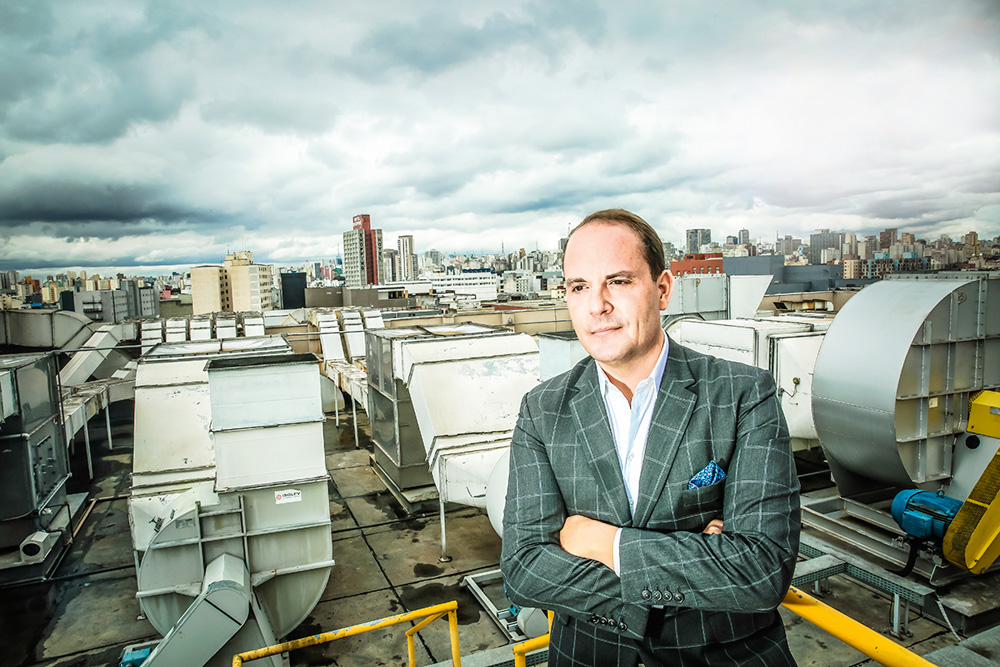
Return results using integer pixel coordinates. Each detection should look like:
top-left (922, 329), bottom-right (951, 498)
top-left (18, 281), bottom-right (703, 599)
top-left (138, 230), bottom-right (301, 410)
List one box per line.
top-left (274, 489), bottom-right (302, 504)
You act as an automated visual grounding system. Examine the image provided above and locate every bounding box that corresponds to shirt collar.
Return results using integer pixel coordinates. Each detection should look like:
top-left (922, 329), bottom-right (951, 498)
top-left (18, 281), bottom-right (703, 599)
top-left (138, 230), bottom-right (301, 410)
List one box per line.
top-left (596, 331), bottom-right (670, 398)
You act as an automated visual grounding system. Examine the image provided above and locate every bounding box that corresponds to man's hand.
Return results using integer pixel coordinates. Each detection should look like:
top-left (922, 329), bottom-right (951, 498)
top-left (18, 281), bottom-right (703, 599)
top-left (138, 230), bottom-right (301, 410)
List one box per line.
top-left (703, 519), bottom-right (724, 535)
top-left (560, 515), bottom-right (617, 570)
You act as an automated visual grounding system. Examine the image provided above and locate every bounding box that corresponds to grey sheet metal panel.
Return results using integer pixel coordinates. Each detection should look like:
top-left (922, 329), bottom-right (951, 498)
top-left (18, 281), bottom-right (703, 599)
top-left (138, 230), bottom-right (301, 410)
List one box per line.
top-left (813, 277), bottom-right (998, 489)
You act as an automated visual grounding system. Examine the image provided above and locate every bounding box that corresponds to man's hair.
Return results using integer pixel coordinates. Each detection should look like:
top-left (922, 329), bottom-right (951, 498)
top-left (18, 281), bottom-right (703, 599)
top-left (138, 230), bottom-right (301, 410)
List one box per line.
top-left (568, 208), bottom-right (666, 280)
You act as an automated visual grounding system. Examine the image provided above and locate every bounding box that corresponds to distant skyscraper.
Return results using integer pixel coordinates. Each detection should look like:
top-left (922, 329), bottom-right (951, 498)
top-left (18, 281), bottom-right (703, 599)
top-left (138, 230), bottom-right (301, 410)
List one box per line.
top-left (382, 248), bottom-right (399, 283)
top-left (398, 235), bottom-right (416, 280)
top-left (343, 214), bottom-right (383, 287)
top-left (0, 270), bottom-right (18, 290)
top-left (880, 228), bottom-right (898, 250)
top-left (808, 230), bottom-right (842, 265)
top-left (686, 229), bottom-right (711, 254)
top-left (738, 228), bottom-right (750, 245)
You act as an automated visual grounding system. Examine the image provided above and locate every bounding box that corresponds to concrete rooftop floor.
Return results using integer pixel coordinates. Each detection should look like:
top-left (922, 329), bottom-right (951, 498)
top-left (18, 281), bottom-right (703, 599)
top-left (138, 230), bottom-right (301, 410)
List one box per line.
top-left (2, 403), bottom-right (1000, 667)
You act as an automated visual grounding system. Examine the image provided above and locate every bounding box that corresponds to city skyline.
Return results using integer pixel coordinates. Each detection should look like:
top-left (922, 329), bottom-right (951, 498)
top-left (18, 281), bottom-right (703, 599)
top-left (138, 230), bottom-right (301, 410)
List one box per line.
top-left (2, 2), bottom-right (998, 276)
top-left (18, 220), bottom-right (992, 285)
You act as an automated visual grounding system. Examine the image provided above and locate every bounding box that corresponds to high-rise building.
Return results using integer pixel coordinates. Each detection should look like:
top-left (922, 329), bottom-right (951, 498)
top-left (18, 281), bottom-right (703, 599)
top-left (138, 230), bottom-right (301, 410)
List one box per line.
top-left (841, 233), bottom-right (858, 258)
top-left (808, 230), bottom-right (842, 265)
top-left (398, 235), bottom-right (416, 281)
top-left (343, 214), bottom-right (383, 287)
top-left (738, 229), bottom-right (750, 245)
top-left (880, 228), bottom-right (898, 250)
top-left (1, 270), bottom-right (19, 290)
top-left (381, 249), bottom-right (399, 283)
top-left (686, 229), bottom-right (711, 254)
top-left (964, 232), bottom-right (980, 257)
top-left (191, 251), bottom-right (274, 315)
top-left (191, 266), bottom-right (227, 314)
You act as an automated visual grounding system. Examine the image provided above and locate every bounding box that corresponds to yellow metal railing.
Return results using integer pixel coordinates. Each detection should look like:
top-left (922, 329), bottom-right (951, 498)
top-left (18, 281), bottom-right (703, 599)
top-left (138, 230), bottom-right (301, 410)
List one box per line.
top-left (231, 600), bottom-right (461, 667)
top-left (782, 587), bottom-right (936, 667)
top-left (511, 589), bottom-right (938, 667)
top-left (512, 610), bottom-right (553, 667)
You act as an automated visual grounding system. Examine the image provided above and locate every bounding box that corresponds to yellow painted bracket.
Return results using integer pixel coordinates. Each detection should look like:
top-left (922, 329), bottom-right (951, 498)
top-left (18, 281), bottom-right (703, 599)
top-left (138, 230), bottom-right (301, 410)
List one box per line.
top-left (968, 390), bottom-right (1000, 438)
top-left (231, 600), bottom-right (461, 667)
top-left (944, 442), bottom-right (1000, 573)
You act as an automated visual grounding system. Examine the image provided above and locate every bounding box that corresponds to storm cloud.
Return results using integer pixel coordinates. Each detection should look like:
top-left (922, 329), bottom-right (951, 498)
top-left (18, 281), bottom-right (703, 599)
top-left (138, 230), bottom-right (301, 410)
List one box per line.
top-left (1, 0), bottom-right (998, 274)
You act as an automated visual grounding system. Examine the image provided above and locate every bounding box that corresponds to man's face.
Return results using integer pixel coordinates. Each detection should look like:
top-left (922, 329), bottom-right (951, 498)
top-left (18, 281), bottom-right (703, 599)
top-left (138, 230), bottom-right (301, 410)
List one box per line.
top-left (564, 222), bottom-right (674, 377)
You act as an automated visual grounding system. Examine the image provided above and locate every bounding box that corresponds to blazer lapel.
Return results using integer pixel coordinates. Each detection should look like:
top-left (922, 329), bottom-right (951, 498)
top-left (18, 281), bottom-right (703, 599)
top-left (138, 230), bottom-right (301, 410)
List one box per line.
top-left (568, 362), bottom-right (632, 527)
top-left (632, 341), bottom-right (697, 527)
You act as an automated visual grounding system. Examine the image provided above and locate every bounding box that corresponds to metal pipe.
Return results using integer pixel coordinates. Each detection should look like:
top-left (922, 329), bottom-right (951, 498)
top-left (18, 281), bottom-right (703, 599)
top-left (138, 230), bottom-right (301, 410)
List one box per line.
top-left (231, 600), bottom-right (460, 666)
top-left (781, 587), bottom-right (936, 666)
top-left (71, 493), bottom-right (130, 539)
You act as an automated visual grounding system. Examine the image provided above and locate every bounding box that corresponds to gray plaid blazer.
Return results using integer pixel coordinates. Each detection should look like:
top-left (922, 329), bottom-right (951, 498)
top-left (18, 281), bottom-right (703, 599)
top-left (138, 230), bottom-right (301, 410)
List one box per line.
top-left (501, 338), bottom-right (799, 660)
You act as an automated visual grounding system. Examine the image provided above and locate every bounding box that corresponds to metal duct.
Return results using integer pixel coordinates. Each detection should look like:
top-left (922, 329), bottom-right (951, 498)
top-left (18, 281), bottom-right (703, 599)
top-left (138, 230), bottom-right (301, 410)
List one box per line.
top-left (812, 277), bottom-right (1000, 496)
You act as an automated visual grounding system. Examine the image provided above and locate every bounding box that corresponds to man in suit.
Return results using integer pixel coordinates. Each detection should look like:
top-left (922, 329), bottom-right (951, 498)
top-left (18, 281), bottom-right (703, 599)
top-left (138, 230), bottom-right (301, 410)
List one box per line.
top-left (500, 209), bottom-right (799, 666)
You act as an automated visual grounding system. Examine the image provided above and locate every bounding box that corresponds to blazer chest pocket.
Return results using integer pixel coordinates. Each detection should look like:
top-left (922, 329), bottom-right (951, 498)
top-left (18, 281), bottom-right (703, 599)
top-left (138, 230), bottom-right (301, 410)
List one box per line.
top-left (679, 482), bottom-right (724, 511)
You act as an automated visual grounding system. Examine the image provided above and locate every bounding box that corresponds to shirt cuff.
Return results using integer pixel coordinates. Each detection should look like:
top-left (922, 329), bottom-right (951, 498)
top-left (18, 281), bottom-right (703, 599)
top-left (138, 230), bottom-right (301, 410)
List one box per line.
top-left (613, 527), bottom-right (622, 576)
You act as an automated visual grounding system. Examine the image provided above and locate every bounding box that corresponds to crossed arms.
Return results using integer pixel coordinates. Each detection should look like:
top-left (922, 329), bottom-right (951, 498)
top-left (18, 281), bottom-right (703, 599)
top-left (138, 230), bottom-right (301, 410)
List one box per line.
top-left (500, 368), bottom-right (800, 641)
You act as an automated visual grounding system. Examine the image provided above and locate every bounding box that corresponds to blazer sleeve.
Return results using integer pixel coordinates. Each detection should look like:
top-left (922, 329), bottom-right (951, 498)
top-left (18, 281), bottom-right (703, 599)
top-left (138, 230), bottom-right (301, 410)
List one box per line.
top-left (500, 392), bottom-right (651, 639)
top-left (617, 369), bottom-right (800, 614)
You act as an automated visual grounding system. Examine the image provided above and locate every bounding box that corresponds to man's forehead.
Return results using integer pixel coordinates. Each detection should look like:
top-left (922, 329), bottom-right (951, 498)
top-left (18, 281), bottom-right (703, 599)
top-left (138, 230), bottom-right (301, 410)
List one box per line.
top-left (565, 225), bottom-right (645, 269)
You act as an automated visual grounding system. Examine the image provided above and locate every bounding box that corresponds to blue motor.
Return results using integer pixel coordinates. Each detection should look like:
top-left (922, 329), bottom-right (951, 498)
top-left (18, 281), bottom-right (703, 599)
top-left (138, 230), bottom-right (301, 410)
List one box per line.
top-left (891, 490), bottom-right (963, 542)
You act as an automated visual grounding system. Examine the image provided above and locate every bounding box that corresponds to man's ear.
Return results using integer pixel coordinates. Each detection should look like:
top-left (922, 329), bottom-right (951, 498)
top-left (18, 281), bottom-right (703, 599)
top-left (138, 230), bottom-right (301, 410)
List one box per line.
top-left (658, 270), bottom-right (674, 310)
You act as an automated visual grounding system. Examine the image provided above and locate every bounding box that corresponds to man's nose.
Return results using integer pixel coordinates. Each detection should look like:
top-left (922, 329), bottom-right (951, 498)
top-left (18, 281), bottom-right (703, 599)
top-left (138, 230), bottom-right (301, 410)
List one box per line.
top-left (589, 284), bottom-right (611, 315)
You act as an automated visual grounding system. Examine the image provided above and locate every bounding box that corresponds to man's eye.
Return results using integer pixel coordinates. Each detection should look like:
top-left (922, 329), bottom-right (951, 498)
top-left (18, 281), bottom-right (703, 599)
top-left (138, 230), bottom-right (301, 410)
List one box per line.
top-left (571, 285), bottom-right (586, 292)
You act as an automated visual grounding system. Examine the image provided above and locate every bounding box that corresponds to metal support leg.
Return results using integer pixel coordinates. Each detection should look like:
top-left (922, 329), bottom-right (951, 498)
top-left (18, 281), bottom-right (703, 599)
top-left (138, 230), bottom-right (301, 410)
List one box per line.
top-left (438, 495), bottom-right (452, 563)
top-left (351, 392), bottom-right (359, 449)
top-left (812, 577), bottom-right (830, 597)
top-left (104, 404), bottom-right (114, 451)
top-left (335, 390), bottom-right (340, 427)
top-left (890, 593), bottom-right (911, 637)
top-left (83, 421), bottom-right (94, 480)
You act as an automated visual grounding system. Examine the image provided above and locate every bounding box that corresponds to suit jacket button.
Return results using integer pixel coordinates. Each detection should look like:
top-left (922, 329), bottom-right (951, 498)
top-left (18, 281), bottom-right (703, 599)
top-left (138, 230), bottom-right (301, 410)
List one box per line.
top-left (601, 616), bottom-right (610, 625)
top-left (641, 588), bottom-right (651, 600)
top-left (608, 619), bottom-right (617, 628)
top-left (675, 591), bottom-right (685, 603)
top-left (619, 621), bottom-right (628, 632)
top-left (590, 614), bottom-right (599, 624)
top-left (663, 589), bottom-right (673, 602)
top-left (652, 590), bottom-right (662, 601)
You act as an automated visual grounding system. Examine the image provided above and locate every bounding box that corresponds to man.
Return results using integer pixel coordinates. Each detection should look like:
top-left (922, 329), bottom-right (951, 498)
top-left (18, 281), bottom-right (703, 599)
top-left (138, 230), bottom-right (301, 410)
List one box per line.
top-left (500, 209), bottom-right (799, 666)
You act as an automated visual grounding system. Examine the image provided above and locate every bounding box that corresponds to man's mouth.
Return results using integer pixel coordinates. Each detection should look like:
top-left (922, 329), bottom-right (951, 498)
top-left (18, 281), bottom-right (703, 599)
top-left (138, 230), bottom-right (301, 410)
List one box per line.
top-left (591, 325), bottom-right (621, 335)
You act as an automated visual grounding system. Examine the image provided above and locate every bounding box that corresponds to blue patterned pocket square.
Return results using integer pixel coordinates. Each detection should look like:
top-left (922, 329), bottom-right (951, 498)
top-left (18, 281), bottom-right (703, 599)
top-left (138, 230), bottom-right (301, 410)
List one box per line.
top-left (688, 461), bottom-right (726, 489)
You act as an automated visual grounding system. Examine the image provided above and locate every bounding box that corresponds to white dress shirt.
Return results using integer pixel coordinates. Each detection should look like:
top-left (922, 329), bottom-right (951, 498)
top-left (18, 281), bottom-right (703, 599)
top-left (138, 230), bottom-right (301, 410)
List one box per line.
top-left (594, 333), bottom-right (669, 576)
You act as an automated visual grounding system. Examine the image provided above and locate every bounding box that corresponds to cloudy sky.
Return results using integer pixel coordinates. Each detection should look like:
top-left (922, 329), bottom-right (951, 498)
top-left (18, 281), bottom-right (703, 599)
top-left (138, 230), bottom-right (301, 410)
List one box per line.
top-left (1, 1), bottom-right (998, 277)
